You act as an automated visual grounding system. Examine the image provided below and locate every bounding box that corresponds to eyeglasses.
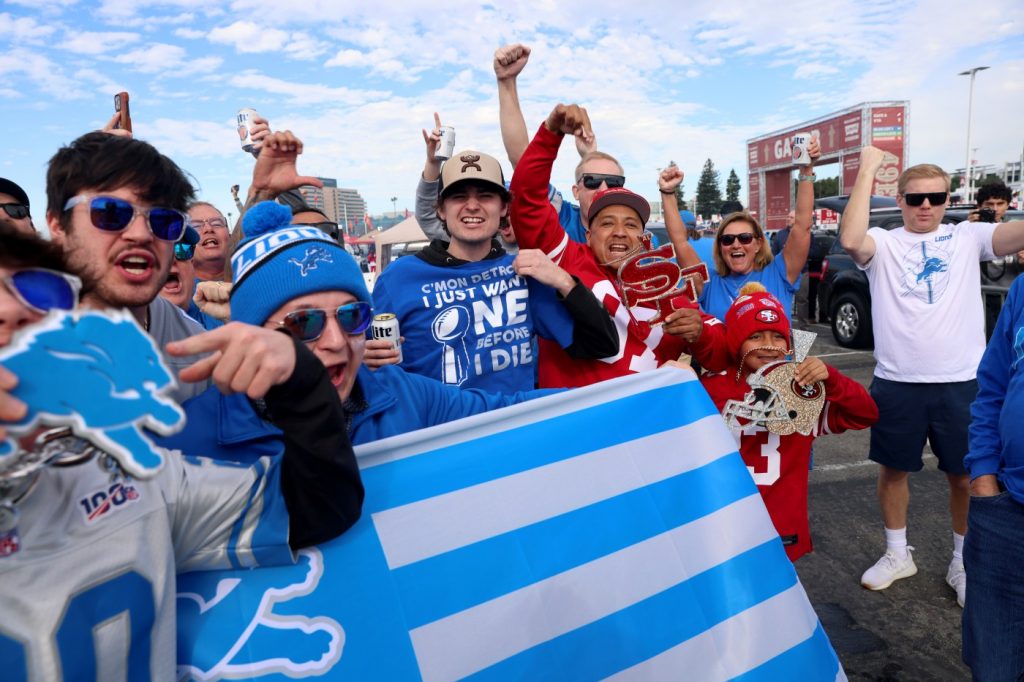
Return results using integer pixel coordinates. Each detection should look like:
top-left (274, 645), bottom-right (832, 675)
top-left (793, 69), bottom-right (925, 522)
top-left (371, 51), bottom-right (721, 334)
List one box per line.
top-left (63, 195), bottom-right (187, 242)
top-left (902, 192), bottom-right (948, 207)
top-left (718, 232), bottom-right (756, 246)
top-left (294, 221), bottom-right (340, 241)
top-left (174, 242), bottom-right (196, 261)
top-left (579, 173), bottom-right (626, 190)
top-left (190, 217), bottom-right (227, 230)
top-left (2, 268), bottom-right (81, 314)
top-left (1, 203), bottom-right (30, 220)
top-left (271, 302), bottom-right (373, 341)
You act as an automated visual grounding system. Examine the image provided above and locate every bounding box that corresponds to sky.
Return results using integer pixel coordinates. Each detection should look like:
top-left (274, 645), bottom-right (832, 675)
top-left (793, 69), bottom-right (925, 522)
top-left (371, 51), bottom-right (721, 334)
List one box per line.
top-left (2, 0), bottom-right (1022, 231)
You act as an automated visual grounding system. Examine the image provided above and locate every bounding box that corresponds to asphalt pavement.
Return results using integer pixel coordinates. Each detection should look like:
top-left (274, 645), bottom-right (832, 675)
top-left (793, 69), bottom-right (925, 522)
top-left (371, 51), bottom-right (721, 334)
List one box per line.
top-left (795, 320), bottom-right (970, 681)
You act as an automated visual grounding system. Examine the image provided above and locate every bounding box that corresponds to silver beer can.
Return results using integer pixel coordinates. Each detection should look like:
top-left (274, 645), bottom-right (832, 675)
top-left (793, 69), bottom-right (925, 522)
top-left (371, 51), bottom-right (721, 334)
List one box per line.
top-left (371, 313), bottom-right (403, 364)
top-left (237, 108), bottom-right (259, 157)
top-left (791, 132), bottom-right (811, 165)
top-left (435, 125), bottom-right (456, 161)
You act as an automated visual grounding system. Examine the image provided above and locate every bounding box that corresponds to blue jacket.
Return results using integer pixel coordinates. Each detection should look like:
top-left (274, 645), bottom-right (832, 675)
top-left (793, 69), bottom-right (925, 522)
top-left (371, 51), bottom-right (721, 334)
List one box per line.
top-left (967, 276), bottom-right (1024, 503)
top-left (157, 364), bottom-right (553, 462)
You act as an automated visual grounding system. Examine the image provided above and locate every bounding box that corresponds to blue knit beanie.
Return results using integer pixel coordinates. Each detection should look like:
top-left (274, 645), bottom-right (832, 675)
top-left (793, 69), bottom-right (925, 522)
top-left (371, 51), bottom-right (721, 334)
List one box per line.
top-left (230, 201), bottom-right (371, 326)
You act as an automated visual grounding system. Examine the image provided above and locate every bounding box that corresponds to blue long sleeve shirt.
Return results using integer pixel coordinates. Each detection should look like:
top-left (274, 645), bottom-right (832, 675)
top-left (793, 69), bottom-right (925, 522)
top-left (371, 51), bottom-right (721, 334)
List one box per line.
top-left (966, 275), bottom-right (1024, 503)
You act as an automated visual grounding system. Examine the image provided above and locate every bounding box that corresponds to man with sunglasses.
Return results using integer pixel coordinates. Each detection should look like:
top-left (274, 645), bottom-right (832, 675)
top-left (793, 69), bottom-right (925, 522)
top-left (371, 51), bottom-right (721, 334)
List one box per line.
top-left (841, 146), bottom-right (1024, 609)
top-left (0, 178), bottom-right (36, 235)
top-left (510, 103), bottom-right (728, 388)
top-left (44, 131), bottom-right (214, 404)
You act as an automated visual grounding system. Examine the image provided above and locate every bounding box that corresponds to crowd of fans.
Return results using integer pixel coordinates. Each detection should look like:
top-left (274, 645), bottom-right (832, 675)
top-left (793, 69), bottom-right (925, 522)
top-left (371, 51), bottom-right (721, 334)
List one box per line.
top-left (2, 41), bottom-right (1024, 678)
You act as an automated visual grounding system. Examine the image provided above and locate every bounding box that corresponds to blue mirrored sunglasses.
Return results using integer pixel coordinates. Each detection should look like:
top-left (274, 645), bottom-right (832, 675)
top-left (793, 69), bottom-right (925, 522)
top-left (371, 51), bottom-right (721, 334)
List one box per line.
top-left (63, 195), bottom-right (187, 242)
top-left (3, 268), bottom-right (81, 313)
top-left (174, 242), bottom-right (196, 261)
top-left (274, 302), bottom-right (373, 341)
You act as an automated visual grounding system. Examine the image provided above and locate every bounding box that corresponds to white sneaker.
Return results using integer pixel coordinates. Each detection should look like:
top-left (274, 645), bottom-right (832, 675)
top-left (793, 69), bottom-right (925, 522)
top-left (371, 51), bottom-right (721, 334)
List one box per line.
top-left (946, 558), bottom-right (966, 608)
top-left (861, 547), bottom-right (918, 590)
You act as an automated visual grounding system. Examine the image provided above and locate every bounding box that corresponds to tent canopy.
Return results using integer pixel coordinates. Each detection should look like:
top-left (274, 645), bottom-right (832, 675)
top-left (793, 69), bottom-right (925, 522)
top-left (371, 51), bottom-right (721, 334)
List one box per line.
top-left (372, 217), bottom-right (428, 246)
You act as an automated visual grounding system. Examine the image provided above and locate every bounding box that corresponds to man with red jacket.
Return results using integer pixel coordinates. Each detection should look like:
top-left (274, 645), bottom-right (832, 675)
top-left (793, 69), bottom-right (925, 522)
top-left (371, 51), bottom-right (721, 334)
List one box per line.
top-left (510, 103), bottom-right (727, 387)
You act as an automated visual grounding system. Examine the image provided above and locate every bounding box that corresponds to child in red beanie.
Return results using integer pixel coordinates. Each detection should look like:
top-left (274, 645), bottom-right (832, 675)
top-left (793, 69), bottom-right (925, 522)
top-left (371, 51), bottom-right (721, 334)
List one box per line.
top-left (697, 283), bottom-right (878, 561)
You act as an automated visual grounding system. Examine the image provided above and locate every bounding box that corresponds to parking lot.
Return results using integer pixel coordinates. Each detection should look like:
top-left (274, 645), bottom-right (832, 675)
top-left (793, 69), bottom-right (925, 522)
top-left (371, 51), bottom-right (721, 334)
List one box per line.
top-left (795, 321), bottom-right (970, 680)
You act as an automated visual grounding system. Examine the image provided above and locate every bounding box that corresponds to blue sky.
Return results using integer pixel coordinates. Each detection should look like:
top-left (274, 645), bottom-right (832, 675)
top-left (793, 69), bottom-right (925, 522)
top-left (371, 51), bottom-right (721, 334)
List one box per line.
top-left (2, 0), bottom-right (1022, 229)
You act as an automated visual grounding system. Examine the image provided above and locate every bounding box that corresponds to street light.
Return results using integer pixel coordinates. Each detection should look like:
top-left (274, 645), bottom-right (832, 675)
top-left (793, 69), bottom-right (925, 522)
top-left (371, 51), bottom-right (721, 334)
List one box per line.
top-left (390, 196), bottom-right (397, 217)
top-left (958, 66), bottom-right (989, 204)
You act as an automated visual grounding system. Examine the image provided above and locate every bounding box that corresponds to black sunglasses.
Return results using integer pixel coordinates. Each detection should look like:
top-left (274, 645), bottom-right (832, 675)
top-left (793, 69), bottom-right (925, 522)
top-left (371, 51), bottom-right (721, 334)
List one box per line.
top-left (63, 195), bottom-right (187, 242)
top-left (718, 232), bottom-right (756, 246)
top-left (902, 192), bottom-right (948, 207)
top-left (1, 202), bottom-right (29, 220)
top-left (294, 221), bottom-right (340, 241)
top-left (272, 302), bottom-right (373, 341)
top-left (174, 242), bottom-right (196, 261)
top-left (579, 173), bottom-right (626, 190)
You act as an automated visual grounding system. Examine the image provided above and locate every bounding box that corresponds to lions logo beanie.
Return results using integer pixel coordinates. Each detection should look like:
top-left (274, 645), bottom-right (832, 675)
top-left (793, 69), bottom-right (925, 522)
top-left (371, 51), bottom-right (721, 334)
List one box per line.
top-left (724, 282), bottom-right (791, 360)
top-left (230, 200), bottom-right (371, 327)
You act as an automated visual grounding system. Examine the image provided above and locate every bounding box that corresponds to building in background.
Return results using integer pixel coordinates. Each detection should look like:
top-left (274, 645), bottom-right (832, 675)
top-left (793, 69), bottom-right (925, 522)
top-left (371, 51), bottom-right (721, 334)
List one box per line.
top-left (299, 177), bottom-right (369, 235)
top-left (951, 157), bottom-right (1023, 207)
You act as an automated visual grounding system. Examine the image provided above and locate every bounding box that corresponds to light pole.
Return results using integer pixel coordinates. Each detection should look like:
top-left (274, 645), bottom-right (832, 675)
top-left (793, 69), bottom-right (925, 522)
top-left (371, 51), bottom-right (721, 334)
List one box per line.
top-left (390, 196), bottom-right (397, 218)
top-left (958, 66), bottom-right (989, 204)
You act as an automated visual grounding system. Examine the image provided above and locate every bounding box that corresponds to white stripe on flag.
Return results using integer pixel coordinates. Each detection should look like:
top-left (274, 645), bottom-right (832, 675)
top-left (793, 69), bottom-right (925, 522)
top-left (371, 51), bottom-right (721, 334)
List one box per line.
top-left (355, 366), bottom-right (700, 468)
top-left (373, 414), bottom-right (736, 569)
top-left (606, 582), bottom-right (821, 681)
top-left (409, 493), bottom-right (777, 682)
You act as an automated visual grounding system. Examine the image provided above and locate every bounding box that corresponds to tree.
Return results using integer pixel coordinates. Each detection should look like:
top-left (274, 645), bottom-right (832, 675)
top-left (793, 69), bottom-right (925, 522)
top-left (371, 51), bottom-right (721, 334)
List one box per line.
top-left (695, 158), bottom-right (722, 219)
top-left (725, 169), bottom-right (741, 204)
top-left (667, 160), bottom-right (689, 210)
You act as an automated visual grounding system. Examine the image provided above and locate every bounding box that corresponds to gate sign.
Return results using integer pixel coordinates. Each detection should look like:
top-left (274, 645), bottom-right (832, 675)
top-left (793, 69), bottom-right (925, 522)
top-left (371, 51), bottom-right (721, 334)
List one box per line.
top-left (176, 369), bottom-right (845, 681)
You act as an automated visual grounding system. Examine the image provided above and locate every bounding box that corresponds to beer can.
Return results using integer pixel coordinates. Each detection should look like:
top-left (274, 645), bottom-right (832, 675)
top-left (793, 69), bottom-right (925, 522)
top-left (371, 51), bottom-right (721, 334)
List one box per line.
top-left (791, 132), bottom-right (811, 165)
top-left (435, 125), bottom-right (456, 161)
top-left (371, 313), bottom-right (403, 364)
top-left (237, 108), bottom-right (259, 157)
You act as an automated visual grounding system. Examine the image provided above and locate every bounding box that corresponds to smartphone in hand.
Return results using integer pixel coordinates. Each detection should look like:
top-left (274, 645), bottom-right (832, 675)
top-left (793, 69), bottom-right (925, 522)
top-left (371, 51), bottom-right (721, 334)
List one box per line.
top-left (114, 92), bottom-right (132, 133)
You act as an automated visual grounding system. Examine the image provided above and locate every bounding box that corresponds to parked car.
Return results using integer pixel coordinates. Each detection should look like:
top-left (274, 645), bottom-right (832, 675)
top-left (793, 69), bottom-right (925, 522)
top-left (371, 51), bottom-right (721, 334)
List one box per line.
top-left (817, 202), bottom-right (1024, 348)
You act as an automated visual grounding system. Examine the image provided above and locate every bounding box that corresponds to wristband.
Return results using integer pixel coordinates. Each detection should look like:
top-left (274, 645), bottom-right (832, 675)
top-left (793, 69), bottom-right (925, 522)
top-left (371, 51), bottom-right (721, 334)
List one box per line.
top-left (659, 189), bottom-right (675, 195)
top-left (798, 173), bottom-right (816, 182)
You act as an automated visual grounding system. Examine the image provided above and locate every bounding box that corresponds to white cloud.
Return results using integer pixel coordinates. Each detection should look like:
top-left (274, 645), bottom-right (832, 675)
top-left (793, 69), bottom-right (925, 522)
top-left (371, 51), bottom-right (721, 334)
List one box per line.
top-left (208, 20), bottom-right (290, 53)
top-left (793, 63), bottom-right (840, 79)
top-left (174, 27), bottom-right (206, 40)
top-left (112, 43), bottom-right (222, 76)
top-left (0, 13), bottom-right (57, 42)
top-left (61, 31), bottom-right (141, 55)
top-left (227, 70), bottom-right (391, 105)
top-left (0, 48), bottom-right (90, 100)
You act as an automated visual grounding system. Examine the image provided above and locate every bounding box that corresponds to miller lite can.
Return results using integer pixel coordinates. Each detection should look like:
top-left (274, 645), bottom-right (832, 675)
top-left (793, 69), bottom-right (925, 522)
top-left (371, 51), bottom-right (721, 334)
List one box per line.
top-left (371, 313), bottom-right (403, 364)
top-left (237, 108), bottom-right (259, 157)
top-left (435, 125), bottom-right (456, 161)
top-left (791, 132), bottom-right (811, 166)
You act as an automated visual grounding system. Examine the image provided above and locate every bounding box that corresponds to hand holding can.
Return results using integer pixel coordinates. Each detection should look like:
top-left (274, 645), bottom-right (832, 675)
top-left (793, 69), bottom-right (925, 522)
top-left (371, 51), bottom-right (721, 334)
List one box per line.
top-left (435, 126), bottom-right (456, 161)
top-left (371, 313), bottom-right (403, 364)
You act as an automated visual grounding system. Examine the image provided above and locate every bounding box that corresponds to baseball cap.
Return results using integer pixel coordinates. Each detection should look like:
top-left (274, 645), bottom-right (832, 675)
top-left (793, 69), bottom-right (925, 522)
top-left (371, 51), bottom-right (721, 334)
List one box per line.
top-left (587, 187), bottom-right (651, 224)
top-left (0, 178), bottom-right (31, 208)
top-left (439, 151), bottom-right (508, 199)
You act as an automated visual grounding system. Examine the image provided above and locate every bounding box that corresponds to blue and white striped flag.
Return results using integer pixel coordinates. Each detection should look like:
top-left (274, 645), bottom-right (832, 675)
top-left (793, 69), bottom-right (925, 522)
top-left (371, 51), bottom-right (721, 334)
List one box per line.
top-left (177, 367), bottom-right (844, 681)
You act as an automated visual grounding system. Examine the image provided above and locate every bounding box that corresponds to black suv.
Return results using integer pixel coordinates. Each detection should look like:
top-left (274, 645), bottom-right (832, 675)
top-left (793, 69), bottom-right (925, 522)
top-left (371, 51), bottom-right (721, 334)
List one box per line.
top-left (818, 203), bottom-right (1024, 348)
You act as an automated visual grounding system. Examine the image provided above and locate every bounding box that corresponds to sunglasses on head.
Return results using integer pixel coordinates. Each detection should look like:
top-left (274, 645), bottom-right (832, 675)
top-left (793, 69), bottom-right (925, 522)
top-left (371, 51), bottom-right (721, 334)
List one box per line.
top-left (174, 242), bottom-right (196, 261)
top-left (1, 203), bottom-right (30, 220)
top-left (63, 195), bottom-right (187, 242)
top-left (272, 302), bottom-right (373, 341)
top-left (2, 268), bottom-right (81, 314)
top-left (718, 232), bottom-right (756, 246)
top-left (902, 191), bottom-right (948, 207)
top-left (294, 221), bottom-right (340, 241)
top-left (579, 173), bottom-right (626, 190)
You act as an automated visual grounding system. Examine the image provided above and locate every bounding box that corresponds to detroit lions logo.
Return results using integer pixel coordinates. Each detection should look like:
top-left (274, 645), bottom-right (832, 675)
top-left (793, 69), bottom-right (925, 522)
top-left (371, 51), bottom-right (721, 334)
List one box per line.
top-left (900, 240), bottom-right (952, 303)
top-left (916, 256), bottom-right (947, 283)
top-left (1013, 326), bottom-right (1024, 369)
top-left (0, 310), bottom-right (184, 479)
top-left (177, 549), bottom-right (344, 680)
top-left (289, 246), bottom-right (333, 277)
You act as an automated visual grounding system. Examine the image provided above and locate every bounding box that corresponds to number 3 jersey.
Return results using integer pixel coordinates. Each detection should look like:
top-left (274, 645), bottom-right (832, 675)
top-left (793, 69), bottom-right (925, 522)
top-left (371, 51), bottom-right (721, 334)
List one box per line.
top-left (701, 365), bottom-right (878, 561)
top-left (0, 451), bottom-right (292, 681)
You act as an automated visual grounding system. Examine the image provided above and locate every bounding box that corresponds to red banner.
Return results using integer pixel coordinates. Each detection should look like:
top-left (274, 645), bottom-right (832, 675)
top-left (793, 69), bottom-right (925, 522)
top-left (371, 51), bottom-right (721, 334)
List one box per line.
top-left (764, 171), bottom-right (791, 230)
top-left (867, 106), bottom-right (906, 197)
top-left (748, 110), bottom-right (864, 171)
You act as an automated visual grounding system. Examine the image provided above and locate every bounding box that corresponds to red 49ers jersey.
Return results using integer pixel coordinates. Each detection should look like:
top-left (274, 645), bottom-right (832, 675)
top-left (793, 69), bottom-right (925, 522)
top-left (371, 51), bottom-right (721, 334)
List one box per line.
top-left (701, 366), bottom-right (878, 561)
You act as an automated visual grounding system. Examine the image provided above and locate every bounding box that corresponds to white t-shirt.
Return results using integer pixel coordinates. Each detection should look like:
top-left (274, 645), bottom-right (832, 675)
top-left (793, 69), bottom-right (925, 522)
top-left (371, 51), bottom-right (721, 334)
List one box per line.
top-left (860, 220), bottom-right (998, 382)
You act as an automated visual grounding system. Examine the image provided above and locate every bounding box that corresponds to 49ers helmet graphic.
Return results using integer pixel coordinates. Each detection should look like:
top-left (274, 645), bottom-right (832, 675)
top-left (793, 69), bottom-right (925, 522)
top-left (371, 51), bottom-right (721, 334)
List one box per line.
top-left (722, 361), bottom-right (826, 436)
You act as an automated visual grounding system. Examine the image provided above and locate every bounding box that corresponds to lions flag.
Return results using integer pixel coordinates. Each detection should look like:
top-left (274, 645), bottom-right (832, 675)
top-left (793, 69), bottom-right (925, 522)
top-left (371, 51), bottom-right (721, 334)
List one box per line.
top-left (177, 368), bottom-right (845, 681)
